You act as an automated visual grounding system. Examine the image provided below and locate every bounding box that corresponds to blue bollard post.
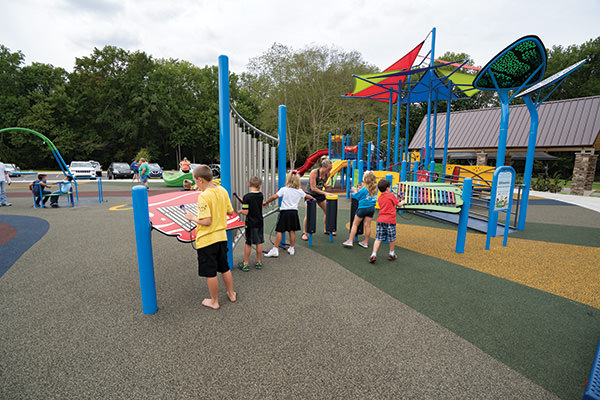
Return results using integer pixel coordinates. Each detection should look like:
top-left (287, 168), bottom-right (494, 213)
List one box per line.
top-left (456, 178), bottom-right (472, 254)
top-left (132, 185), bottom-right (157, 314)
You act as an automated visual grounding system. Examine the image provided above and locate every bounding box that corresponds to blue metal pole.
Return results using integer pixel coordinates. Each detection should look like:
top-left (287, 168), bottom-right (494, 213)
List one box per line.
top-left (402, 75), bottom-right (411, 182)
top-left (218, 55), bottom-right (234, 269)
top-left (496, 90), bottom-right (510, 168)
top-left (394, 89), bottom-right (401, 172)
top-left (387, 91), bottom-right (392, 170)
top-left (368, 141), bottom-right (372, 170)
top-left (429, 89), bottom-right (438, 181)
top-left (278, 105), bottom-right (287, 245)
top-left (377, 118), bottom-right (382, 170)
top-left (358, 121), bottom-right (364, 182)
top-left (328, 132), bottom-right (332, 159)
top-left (455, 178), bottom-right (471, 254)
top-left (518, 96), bottom-right (538, 230)
top-left (132, 185), bottom-right (157, 314)
top-left (443, 83), bottom-right (452, 181)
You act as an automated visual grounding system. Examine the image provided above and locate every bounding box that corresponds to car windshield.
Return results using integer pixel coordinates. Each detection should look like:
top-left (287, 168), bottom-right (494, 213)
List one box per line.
top-left (113, 163), bottom-right (129, 169)
top-left (149, 163), bottom-right (161, 169)
top-left (6, 164), bottom-right (15, 169)
top-left (71, 162), bottom-right (92, 168)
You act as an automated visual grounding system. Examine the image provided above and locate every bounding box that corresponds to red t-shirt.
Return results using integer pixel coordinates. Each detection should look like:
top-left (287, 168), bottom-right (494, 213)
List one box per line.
top-left (377, 191), bottom-right (399, 224)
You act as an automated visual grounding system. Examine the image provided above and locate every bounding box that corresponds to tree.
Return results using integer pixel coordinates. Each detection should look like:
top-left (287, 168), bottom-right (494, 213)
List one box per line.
top-left (245, 43), bottom-right (386, 168)
top-left (545, 36), bottom-right (600, 101)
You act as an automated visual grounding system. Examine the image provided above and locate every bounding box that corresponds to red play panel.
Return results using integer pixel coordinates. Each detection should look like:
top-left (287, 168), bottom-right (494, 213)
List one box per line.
top-left (148, 191), bottom-right (244, 243)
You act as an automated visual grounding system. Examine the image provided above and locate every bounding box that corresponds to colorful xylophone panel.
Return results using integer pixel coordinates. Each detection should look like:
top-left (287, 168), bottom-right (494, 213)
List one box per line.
top-left (394, 181), bottom-right (463, 214)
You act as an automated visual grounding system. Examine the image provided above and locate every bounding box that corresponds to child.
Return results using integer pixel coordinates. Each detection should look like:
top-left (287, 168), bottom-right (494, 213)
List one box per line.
top-left (343, 171), bottom-right (378, 249)
top-left (369, 179), bottom-right (406, 263)
top-left (49, 176), bottom-right (73, 207)
top-left (181, 179), bottom-right (193, 191)
top-left (29, 174), bottom-right (52, 208)
top-left (184, 164), bottom-right (236, 310)
top-left (237, 176), bottom-right (264, 271)
top-left (263, 171), bottom-right (314, 257)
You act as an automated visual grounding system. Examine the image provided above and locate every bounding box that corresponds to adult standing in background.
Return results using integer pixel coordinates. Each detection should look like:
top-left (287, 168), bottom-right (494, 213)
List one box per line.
top-left (0, 155), bottom-right (12, 207)
top-left (139, 158), bottom-right (150, 189)
top-left (180, 157), bottom-right (191, 173)
top-left (131, 158), bottom-right (140, 183)
top-left (301, 156), bottom-right (333, 240)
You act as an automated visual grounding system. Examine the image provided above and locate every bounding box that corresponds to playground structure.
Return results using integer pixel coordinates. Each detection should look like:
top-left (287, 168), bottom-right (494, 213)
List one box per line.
top-left (0, 127), bottom-right (104, 207)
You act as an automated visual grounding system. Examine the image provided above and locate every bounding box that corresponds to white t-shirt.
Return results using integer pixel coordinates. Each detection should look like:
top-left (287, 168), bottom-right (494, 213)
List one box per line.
top-left (276, 186), bottom-right (306, 210)
top-left (0, 162), bottom-right (6, 182)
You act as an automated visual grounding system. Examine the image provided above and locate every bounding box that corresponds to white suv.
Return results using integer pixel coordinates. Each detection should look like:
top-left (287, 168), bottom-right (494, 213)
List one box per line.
top-left (69, 161), bottom-right (96, 178)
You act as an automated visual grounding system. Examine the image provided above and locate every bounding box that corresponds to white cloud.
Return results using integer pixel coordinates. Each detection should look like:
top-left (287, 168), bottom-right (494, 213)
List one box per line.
top-left (0, 0), bottom-right (598, 72)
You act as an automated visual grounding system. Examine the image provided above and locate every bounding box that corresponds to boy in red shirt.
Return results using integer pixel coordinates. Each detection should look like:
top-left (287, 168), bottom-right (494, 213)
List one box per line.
top-left (369, 179), bottom-right (405, 263)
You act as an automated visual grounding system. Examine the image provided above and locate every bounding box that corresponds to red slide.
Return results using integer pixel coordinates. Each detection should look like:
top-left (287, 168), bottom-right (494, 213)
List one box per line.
top-left (296, 149), bottom-right (329, 177)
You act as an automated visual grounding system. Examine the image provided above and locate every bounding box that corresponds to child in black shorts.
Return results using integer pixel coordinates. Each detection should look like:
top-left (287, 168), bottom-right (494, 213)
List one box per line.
top-left (237, 176), bottom-right (264, 271)
top-left (183, 164), bottom-right (237, 309)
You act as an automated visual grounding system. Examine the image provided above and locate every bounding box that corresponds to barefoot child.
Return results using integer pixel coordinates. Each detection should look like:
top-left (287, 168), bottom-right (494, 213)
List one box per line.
top-left (237, 176), bottom-right (264, 271)
top-left (184, 164), bottom-right (237, 309)
top-left (263, 171), bottom-right (314, 257)
top-left (369, 179), bottom-right (406, 263)
top-left (343, 171), bottom-right (378, 249)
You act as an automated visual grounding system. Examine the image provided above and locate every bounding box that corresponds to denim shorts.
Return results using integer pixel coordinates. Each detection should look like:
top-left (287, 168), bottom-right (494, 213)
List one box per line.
top-left (356, 206), bottom-right (375, 219)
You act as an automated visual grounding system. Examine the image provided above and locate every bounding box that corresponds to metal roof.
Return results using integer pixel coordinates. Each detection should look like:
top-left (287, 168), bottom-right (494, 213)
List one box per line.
top-left (409, 95), bottom-right (600, 152)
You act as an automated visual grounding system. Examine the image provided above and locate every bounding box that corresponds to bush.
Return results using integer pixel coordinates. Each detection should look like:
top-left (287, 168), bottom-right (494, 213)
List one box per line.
top-left (531, 172), bottom-right (565, 193)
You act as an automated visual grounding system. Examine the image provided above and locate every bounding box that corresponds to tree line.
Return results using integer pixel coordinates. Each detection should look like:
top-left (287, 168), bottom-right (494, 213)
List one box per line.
top-left (0, 37), bottom-right (598, 170)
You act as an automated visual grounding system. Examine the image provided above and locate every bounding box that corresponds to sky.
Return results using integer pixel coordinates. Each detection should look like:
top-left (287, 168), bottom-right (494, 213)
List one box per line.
top-left (1, 0), bottom-right (599, 74)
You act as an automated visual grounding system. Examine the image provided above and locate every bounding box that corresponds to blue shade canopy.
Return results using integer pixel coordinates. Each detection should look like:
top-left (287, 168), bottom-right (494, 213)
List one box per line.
top-left (473, 35), bottom-right (547, 91)
top-left (400, 70), bottom-right (460, 104)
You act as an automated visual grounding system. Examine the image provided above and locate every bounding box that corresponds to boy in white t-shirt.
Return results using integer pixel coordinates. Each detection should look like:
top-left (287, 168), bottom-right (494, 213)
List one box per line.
top-left (263, 171), bottom-right (314, 257)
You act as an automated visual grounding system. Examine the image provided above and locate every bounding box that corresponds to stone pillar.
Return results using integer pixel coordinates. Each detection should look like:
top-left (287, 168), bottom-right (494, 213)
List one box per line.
top-left (476, 152), bottom-right (488, 166)
top-left (571, 150), bottom-right (598, 195)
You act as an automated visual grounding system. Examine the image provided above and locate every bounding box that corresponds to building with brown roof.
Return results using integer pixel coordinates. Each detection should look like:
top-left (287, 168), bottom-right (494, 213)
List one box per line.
top-left (409, 95), bottom-right (600, 194)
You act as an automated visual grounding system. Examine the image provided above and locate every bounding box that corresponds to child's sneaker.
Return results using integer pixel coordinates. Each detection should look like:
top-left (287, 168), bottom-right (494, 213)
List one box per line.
top-left (342, 240), bottom-right (353, 248)
top-left (369, 255), bottom-right (376, 263)
top-left (287, 247), bottom-right (295, 255)
top-left (388, 253), bottom-right (397, 261)
top-left (238, 263), bottom-right (250, 272)
top-left (255, 262), bottom-right (263, 270)
top-left (358, 241), bottom-right (369, 248)
top-left (265, 248), bottom-right (279, 258)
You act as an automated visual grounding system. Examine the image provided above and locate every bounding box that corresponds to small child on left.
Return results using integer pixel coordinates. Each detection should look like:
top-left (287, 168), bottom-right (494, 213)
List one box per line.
top-left (237, 176), bottom-right (264, 271)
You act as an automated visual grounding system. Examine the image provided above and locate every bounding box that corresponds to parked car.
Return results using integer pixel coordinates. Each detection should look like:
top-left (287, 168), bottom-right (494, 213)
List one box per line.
top-left (209, 164), bottom-right (221, 178)
top-left (148, 163), bottom-right (163, 178)
top-left (69, 161), bottom-right (96, 178)
top-left (5, 163), bottom-right (21, 177)
top-left (188, 163), bottom-right (220, 178)
top-left (107, 162), bottom-right (133, 179)
top-left (89, 160), bottom-right (102, 177)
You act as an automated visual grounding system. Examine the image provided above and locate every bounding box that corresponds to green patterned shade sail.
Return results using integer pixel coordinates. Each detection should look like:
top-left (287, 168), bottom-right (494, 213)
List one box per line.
top-left (474, 35), bottom-right (547, 91)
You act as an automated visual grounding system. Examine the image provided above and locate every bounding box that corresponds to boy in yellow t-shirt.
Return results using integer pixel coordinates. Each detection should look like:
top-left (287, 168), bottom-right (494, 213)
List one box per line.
top-left (184, 164), bottom-right (236, 310)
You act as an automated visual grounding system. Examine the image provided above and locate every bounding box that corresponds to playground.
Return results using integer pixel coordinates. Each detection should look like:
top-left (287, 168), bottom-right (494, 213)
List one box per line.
top-left (0, 179), bottom-right (599, 399)
top-left (1, 34), bottom-right (600, 400)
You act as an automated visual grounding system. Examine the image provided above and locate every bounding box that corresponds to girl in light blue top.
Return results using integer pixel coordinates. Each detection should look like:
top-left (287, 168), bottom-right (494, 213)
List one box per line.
top-left (343, 171), bottom-right (378, 249)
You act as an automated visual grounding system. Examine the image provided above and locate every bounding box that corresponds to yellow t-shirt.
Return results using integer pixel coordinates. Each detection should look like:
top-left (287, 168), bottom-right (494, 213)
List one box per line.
top-left (195, 186), bottom-right (234, 248)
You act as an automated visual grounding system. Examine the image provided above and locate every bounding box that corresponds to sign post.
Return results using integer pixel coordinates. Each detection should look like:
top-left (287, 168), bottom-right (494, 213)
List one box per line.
top-left (486, 166), bottom-right (515, 250)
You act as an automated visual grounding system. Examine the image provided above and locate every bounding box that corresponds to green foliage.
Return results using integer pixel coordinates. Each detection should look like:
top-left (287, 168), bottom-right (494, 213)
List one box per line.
top-left (135, 148), bottom-right (153, 163)
top-left (544, 36), bottom-right (600, 101)
top-left (531, 172), bottom-right (565, 193)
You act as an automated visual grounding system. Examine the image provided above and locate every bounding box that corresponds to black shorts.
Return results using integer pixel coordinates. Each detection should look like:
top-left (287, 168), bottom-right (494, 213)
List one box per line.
top-left (196, 241), bottom-right (230, 278)
top-left (245, 227), bottom-right (264, 245)
top-left (275, 209), bottom-right (301, 232)
top-left (306, 191), bottom-right (326, 203)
